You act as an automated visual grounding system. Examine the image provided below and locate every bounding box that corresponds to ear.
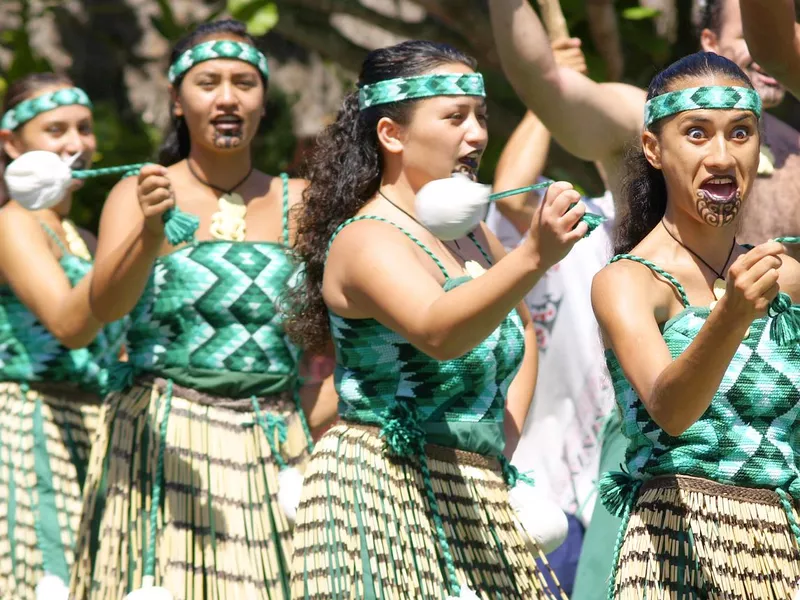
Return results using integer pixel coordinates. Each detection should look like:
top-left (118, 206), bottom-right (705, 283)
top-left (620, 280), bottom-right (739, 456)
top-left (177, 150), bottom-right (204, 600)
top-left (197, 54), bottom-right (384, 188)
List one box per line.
top-left (376, 116), bottom-right (405, 155)
top-left (642, 130), bottom-right (662, 170)
top-left (0, 129), bottom-right (24, 161)
top-left (700, 28), bottom-right (719, 53)
top-left (169, 85), bottom-right (183, 118)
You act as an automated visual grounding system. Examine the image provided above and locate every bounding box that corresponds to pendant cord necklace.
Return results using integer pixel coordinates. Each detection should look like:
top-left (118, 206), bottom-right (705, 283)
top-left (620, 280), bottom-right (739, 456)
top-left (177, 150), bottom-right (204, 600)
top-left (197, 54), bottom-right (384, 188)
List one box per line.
top-left (187, 159), bottom-right (253, 195)
top-left (661, 219), bottom-right (736, 281)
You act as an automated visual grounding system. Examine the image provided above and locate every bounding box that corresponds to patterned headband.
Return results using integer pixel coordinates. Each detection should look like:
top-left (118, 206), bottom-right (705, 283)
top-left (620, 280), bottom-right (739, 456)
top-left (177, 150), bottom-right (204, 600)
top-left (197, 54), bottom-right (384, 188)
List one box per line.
top-left (1, 87), bottom-right (92, 131)
top-left (168, 39), bottom-right (270, 84)
top-left (644, 85), bottom-right (762, 128)
top-left (358, 73), bottom-right (485, 110)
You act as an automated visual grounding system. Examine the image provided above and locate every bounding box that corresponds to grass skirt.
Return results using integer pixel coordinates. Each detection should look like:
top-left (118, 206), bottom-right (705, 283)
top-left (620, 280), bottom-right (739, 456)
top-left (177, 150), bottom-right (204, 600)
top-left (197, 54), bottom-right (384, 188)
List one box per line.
top-left (611, 474), bottom-right (800, 599)
top-left (69, 379), bottom-right (310, 600)
top-left (289, 423), bottom-right (564, 600)
top-left (0, 381), bottom-right (101, 600)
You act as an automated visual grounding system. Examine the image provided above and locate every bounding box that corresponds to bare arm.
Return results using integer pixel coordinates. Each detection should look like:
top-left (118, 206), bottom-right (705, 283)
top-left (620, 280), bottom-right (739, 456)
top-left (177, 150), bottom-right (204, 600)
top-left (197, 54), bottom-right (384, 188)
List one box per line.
top-left (326, 184), bottom-right (586, 361)
top-left (0, 208), bottom-right (102, 348)
top-left (90, 166), bottom-right (172, 323)
top-left (493, 111), bottom-right (551, 235)
top-left (741, 0), bottom-right (800, 99)
top-left (475, 223), bottom-right (538, 458)
top-left (592, 242), bottom-right (784, 436)
top-left (488, 0), bottom-right (645, 164)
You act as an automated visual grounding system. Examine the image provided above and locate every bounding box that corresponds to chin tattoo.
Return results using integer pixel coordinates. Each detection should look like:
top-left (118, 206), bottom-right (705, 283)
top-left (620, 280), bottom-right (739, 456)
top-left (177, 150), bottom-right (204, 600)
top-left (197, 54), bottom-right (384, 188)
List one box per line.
top-left (696, 190), bottom-right (741, 227)
top-left (213, 131), bottom-right (243, 149)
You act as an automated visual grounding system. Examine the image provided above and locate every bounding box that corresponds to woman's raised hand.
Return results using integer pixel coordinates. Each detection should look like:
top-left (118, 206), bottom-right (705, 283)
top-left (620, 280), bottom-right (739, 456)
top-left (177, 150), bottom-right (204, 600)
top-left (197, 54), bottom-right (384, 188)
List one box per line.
top-left (137, 164), bottom-right (175, 237)
top-left (526, 181), bottom-right (587, 270)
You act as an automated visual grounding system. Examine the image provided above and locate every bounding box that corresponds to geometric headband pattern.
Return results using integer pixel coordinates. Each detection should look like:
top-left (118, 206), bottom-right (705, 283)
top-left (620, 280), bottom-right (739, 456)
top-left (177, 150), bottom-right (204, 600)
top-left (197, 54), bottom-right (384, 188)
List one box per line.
top-left (644, 86), bottom-right (762, 128)
top-left (168, 40), bottom-right (270, 84)
top-left (359, 73), bottom-right (486, 110)
top-left (1, 87), bottom-right (92, 131)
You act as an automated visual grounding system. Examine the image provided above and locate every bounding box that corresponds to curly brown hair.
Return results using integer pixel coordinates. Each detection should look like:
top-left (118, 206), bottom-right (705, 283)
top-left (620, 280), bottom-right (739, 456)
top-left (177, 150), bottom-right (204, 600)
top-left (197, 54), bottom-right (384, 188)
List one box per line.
top-left (284, 40), bottom-right (477, 353)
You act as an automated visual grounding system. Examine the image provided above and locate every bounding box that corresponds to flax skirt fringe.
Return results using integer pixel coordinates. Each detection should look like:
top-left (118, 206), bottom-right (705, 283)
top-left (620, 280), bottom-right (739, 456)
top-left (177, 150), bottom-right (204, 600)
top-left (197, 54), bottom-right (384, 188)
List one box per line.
top-left (69, 380), bottom-right (310, 600)
top-left (289, 424), bottom-right (564, 600)
top-left (611, 475), bottom-right (800, 599)
top-left (0, 381), bottom-right (101, 600)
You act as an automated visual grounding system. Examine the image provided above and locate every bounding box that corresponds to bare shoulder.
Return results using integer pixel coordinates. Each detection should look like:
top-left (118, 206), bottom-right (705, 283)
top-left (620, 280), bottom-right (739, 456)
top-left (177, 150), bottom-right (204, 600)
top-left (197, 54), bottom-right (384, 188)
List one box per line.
top-left (327, 216), bottom-right (415, 261)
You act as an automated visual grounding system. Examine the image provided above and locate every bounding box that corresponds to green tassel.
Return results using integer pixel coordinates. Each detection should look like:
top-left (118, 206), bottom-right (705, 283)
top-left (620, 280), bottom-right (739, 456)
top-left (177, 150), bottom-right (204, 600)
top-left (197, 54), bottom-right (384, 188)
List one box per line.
top-left (107, 362), bottom-right (136, 392)
top-left (578, 210), bottom-right (606, 238)
top-left (768, 292), bottom-right (800, 346)
top-left (498, 455), bottom-right (535, 488)
top-left (598, 470), bottom-right (639, 518)
top-left (162, 206), bottom-right (199, 246)
top-left (380, 399), bottom-right (426, 458)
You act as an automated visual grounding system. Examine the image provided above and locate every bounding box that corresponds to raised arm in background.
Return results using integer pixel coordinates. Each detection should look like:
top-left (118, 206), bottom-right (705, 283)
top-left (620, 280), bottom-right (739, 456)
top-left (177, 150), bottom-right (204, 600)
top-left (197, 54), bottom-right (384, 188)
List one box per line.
top-left (488, 0), bottom-right (645, 197)
top-left (740, 0), bottom-right (800, 99)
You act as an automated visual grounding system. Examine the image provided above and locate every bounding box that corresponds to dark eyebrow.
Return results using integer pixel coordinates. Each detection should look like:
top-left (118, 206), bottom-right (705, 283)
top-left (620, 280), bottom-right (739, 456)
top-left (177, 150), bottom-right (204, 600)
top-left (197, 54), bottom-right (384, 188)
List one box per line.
top-left (679, 112), bottom-right (755, 125)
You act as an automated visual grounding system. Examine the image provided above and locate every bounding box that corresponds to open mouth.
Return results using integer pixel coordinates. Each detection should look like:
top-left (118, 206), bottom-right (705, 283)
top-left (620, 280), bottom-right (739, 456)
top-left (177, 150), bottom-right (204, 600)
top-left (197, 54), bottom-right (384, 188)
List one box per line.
top-left (211, 114), bottom-right (244, 134)
top-left (698, 176), bottom-right (739, 204)
top-left (453, 154), bottom-right (480, 181)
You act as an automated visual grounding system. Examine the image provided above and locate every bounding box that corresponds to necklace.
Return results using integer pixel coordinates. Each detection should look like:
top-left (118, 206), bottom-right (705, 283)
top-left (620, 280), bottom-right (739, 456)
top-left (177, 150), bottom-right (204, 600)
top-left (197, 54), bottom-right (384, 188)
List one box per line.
top-left (187, 159), bottom-right (253, 241)
top-left (661, 220), bottom-right (736, 310)
top-left (378, 189), bottom-right (481, 275)
top-left (61, 218), bottom-right (92, 261)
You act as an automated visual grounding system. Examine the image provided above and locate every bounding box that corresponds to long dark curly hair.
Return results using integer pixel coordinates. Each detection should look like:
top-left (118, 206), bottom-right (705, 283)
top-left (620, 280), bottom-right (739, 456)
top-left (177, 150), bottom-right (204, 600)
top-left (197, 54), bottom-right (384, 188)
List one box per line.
top-left (284, 40), bottom-right (477, 353)
top-left (615, 51), bottom-right (755, 254)
top-left (158, 19), bottom-right (267, 166)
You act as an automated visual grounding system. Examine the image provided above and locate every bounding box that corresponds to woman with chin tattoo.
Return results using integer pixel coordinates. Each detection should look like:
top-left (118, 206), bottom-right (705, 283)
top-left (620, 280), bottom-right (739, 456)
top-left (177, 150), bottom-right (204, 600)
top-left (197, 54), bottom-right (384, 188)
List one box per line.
top-left (0, 73), bottom-right (128, 599)
top-left (593, 51), bottom-right (800, 599)
top-left (284, 40), bottom-right (591, 599)
top-left (69, 19), bottom-right (337, 600)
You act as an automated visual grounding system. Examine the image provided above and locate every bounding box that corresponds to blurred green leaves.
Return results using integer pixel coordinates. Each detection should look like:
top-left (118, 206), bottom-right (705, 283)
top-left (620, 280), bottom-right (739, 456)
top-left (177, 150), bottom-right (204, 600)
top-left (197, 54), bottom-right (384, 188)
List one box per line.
top-left (227, 0), bottom-right (279, 36)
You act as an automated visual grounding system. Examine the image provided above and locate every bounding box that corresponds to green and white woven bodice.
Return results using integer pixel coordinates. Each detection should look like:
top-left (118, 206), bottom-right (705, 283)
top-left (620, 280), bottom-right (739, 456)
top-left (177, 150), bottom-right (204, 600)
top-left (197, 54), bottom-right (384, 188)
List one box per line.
top-left (0, 253), bottom-right (127, 394)
top-left (329, 216), bottom-right (526, 457)
top-left (608, 254), bottom-right (800, 495)
top-left (125, 174), bottom-right (299, 397)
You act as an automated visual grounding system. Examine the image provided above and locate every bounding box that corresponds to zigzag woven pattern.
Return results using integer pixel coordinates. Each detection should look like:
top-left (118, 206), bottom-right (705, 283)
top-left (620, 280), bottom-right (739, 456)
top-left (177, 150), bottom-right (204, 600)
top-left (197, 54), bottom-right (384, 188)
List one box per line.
top-left (644, 85), bottom-right (762, 127)
top-left (1, 87), bottom-right (92, 131)
top-left (358, 73), bottom-right (485, 109)
top-left (168, 40), bottom-right (270, 83)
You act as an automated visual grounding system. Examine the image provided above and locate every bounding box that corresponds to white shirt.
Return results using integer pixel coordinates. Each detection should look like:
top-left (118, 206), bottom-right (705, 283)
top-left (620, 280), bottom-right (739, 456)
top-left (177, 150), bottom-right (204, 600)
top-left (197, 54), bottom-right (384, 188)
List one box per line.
top-left (486, 191), bottom-right (617, 525)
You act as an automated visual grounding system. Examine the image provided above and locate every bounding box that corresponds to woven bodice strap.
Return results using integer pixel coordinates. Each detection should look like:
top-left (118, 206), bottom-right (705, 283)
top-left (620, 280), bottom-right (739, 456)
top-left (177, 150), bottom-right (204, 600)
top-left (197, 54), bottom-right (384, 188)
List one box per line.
top-left (327, 215), bottom-right (450, 278)
top-left (467, 231), bottom-right (493, 265)
top-left (39, 221), bottom-right (70, 256)
top-left (379, 399), bottom-right (460, 595)
top-left (280, 173), bottom-right (290, 245)
top-left (609, 254), bottom-right (690, 308)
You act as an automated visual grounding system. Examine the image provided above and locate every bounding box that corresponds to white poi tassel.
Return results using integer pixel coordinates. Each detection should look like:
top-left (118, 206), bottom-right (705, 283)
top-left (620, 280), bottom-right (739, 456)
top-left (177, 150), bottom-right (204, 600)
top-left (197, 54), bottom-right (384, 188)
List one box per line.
top-left (35, 573), bottom-right (69, 600)
top-left (278, 466), bottom-right (304, 523)
top-left (125, 576), bottom-right (174, 600)
top-left (415, 174), bottom-right (491, 241)
top-left (445, 583), bottom-right (481, 599)
top-left (4, 150), bottom-right (77, 211)
top-left (508, 481), bottom-right (569, 555)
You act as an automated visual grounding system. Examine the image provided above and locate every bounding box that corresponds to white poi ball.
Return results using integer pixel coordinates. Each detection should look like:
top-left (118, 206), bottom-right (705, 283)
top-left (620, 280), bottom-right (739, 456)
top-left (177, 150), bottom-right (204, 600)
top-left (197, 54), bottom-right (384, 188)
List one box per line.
top-left (125, 577), bottom-right (174, 600)
top-left (415, 174), bottom-right (491, 241)
top-left (508, 481), bottom-right (569, 555)
top-left (445, 584), bottom-right (481, 600)
top-left (35, 573), bottom-right (69, 600)
top-left (4, 150), bottom-right (74, 211)
top-left (278, 466), bottom-right (304, 524)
